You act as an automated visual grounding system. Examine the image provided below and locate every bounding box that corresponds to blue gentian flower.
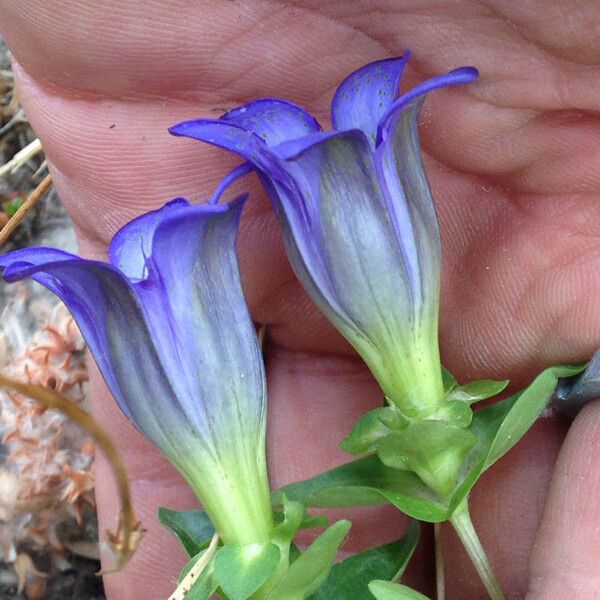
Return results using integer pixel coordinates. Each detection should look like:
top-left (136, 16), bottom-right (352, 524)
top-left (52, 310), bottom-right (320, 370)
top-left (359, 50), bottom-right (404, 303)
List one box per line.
top-left (0, 197), bottom-right (273, 545)
top-left (170, 53), bottom-right (478, 418)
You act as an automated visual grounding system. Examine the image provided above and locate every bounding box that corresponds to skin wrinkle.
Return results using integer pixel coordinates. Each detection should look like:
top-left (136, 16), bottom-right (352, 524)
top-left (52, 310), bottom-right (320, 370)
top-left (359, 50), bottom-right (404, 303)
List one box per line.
top-left (5, 2), bottom-right (600, 598)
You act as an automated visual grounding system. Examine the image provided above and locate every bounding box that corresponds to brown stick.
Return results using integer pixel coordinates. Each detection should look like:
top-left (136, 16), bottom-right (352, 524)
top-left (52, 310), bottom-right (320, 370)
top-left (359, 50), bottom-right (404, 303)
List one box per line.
top-left (0, 173), bottom-right (52, 248)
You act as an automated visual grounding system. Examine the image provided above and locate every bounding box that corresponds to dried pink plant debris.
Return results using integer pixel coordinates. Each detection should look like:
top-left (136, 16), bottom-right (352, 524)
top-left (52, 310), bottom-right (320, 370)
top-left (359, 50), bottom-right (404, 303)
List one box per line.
top-left (0, 284), bottom-right (94, 592)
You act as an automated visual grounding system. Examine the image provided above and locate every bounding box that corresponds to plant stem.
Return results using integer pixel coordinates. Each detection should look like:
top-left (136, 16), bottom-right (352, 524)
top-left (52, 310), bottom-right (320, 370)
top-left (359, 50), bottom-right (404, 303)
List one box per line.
top-left (449, 501), bottom-right (504, 600)
top-left (434, 523), bottom-right (445, 600)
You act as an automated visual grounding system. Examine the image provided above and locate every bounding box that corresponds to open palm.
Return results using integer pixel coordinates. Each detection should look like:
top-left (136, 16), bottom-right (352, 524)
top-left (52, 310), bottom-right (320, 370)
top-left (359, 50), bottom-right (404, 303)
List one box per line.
top-left (2, 2), bottom-right (600, 598)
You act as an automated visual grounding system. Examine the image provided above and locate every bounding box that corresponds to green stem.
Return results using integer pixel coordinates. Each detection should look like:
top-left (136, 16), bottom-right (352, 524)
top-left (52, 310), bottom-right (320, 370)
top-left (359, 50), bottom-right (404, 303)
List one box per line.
top-left (449, 501), bottom-right (504, 600)
top-left (434, 522), bottom-right (445, 600)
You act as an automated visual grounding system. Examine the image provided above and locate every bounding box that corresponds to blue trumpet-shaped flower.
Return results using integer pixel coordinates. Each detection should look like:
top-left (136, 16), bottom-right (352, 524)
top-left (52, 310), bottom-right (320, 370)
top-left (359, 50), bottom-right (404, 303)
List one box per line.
top-left (0, 197), bottom-right (273, 545)
top-left (170, 53), bottom-right (478, 418)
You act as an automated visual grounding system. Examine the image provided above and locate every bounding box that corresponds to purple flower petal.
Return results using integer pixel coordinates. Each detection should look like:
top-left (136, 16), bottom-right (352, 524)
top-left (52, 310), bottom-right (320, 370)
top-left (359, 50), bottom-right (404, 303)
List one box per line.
top-left (377, 66), bottom-right (478, 146)
top-left (0, 199), bottom-right (267, 481)
top-left (276, 131), bottom-right (433, 399)
top-left (219, 98), bottom-right (321, 145)
top-left (375, 97), bottom-right (441, 353)
top-left (331, 54), bottom-right (411, 144)
top-left (108, 197), bottom-right (197, 280)
top-left (134, 196), bottom-right (267, 452)
top-left (0, 248), bottom-right (184, 449)
top-left (169, 119), bottom-right (293, 190)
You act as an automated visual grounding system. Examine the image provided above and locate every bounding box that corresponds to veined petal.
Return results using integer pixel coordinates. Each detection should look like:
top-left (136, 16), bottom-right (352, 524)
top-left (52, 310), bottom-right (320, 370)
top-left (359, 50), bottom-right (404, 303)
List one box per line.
top-left (169, 100), bottom-right (320, 190)
top-left (135, 196), bottom-right (267, 455)
top-left (0, 200), bottom-right (264, 461)
top-left (0, 201), bottom-right (274, 544)
top-left (375, 97), bottom-right (444, 405)
top-left (274, 131), bottom-right (446, 413)
top-left (282, 131), bottom-right (410, 334)
top-left (0, 247), bottom-right (187, 458)
top-left (331, 54), bottom-right (411, 144)
top-left (275, 131), bottom-right (435, 404)
top-left (376, 97), bottom-right (440, 318)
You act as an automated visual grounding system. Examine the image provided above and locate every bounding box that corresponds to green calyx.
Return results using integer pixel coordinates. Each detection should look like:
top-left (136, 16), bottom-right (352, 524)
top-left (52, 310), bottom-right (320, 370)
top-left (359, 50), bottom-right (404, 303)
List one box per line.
top-left (160, 495), bottom-right (350, 600)
top-left (183, 450), bottom-right (274, 547)
top-left (341, 365), bottom-right (511, 502)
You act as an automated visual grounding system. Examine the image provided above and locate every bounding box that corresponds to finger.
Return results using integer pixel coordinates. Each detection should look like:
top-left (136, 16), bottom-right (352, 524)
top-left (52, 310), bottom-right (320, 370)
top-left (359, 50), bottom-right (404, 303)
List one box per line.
top-left (442, 416), bottom-right (569, 599)
top-left (527, 400), bottom-right (600, 599)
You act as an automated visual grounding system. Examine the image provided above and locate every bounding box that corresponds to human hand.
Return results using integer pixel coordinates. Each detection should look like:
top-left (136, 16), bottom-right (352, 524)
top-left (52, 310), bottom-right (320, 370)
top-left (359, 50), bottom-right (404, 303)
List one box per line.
top-left (2, 2), bottom-right (600, 598)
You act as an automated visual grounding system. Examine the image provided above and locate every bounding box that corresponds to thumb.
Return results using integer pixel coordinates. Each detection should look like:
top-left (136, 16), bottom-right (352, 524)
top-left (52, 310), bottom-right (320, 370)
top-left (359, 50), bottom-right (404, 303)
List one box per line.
top-left (527, 400), bottom-right (600, 598)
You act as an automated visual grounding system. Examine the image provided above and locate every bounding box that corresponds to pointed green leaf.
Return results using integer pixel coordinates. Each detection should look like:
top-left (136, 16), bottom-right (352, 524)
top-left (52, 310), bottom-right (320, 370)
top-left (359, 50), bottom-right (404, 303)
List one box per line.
top-left (447, 379), bottom-right (509, 404)
top-left (485, 364), bottom-right (583, 467)
top-left (267, 520), bottom-right (350, 600)
top-left (313, 521), bottom-right (420, 599)
top-left (176, 551), bottom-right (218, 599)
top-left (214, 542), bottom-right (280, 600)
top-left (276, 456), bottom-right (448, 522)
top-left (441, 366), bottom-right (457, 393)
top-left (448, 363), bottom-right (586, 515)
top-left (368, 580), bottom-right (430, 600)
top-left (158, 507), bottom-right (215, 557)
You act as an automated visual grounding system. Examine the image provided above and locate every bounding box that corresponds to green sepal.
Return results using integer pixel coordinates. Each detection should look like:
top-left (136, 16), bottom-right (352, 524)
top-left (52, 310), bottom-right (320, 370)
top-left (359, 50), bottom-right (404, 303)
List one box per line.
top-left (276, 456), bottom-right (448, 522)
top-left (340, 407), bottom-right (406, 455)
top-left (273, 494), bottom-right (328, 537)
top-left (299, 512), bottom-right (328, 530)
top-left (176, 550), bottom-right (219, 599)
top-left (441, 366), bottom-right (457, 392)
top-left (428, 400), bottom-right (473, 428)
top-left (446, 379), bottom-right (509, 405)
top-left (158, 506), bottom-right (215, 557)
top-left (214, 542), bottom-right (280, 600)
top-left (377, 420), bottom-right (476, 498)
top-left (312, 520), bottom-right (420, 599)
top-left (448, 363), bottom-right (585, 515)
top-left (368, 580), bottom-right (430, 600)
top-left (266, 520), bottom-right (351, 600)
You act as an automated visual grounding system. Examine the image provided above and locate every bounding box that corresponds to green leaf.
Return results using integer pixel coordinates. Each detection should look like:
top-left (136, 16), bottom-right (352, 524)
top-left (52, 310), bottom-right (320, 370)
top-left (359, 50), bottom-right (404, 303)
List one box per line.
top-left (267, 520), bottom-right (351, 600)
top-left (276, 456), bottom-right (448, 522)
top-left (214, 542), bottom-right (280, 600)
top-left (484, 364), bottom-right (582, 467)
top-left (368, 580), bottom-right (430, 600)
top-left (2, 198), bottom-right (24, 218)
top-left (312, 521), bottom-right (420, 599)
top-left (446, 379), bottom-right (509, 404)
top-left (176, 551), bottom-right (218, 599)
top-left (448, 363), bottom-right (586, 515)
top-left (158, 507), bottom-right (215, 557)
